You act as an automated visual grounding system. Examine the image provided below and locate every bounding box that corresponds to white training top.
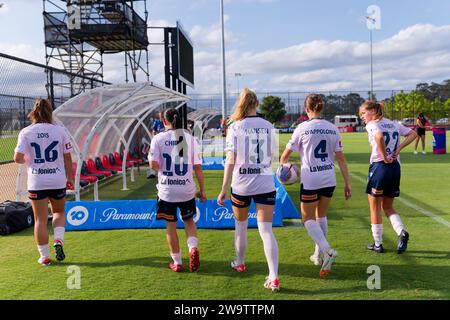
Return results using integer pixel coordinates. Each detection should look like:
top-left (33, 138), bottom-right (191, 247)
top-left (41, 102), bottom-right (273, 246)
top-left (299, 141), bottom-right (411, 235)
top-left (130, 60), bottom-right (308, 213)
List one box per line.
top-left (148, 129), bottom-right (202, 202)
top-left (15, 123), bottom-right (73, 191)
top-left (225, 116), bottom-right (276, 196)
top-left (286, 119), bottom-right (343, 190)
top-left (365, 118), bottom-right (412, 163)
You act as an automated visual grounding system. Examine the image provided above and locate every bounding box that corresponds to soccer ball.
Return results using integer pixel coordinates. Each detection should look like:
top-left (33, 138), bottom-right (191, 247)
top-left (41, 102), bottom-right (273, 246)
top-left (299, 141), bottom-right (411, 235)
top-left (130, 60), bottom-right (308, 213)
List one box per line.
top-left (276, 163), bottom-right (300, 185)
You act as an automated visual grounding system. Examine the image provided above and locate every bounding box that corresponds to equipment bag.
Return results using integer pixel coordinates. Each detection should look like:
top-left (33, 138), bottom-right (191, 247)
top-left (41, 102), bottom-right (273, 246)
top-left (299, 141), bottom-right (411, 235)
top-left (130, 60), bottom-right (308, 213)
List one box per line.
top-left (0, 201), bottom-right (34, 236)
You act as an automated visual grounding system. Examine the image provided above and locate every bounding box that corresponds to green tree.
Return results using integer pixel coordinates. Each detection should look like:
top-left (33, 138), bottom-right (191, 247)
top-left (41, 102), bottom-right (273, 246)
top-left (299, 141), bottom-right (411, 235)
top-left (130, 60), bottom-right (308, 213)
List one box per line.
top-left (260, 95), bottom-right (286, 124)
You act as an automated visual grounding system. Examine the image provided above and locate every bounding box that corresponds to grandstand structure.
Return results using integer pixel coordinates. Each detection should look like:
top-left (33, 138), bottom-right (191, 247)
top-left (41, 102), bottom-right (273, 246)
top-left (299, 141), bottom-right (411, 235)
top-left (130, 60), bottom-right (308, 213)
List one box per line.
top-left (43, 0), bottom-right (149, 97)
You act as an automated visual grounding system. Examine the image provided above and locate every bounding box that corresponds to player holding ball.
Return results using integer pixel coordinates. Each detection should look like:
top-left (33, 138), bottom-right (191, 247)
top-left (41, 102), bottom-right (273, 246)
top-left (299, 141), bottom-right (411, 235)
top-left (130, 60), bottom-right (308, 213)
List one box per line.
top-left (280, 94), bottom-right (352, 277)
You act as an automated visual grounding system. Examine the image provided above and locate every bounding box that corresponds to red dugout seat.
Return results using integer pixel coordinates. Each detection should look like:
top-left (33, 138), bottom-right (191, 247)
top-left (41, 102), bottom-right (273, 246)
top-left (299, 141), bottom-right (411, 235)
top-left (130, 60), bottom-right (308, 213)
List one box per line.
top-left (101, 155), bottom-right (122, 171)
top-left (71, 163), bottom-right (98, 183)
top-left (87, 159), bottom-right (112, 177)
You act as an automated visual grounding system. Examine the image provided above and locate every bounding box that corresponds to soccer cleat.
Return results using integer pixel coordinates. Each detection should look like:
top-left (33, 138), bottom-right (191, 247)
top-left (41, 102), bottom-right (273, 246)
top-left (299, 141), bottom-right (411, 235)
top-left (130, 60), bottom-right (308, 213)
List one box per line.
top-left (168, 261), bottom-right (183, 272)
top-left (367, 243), bottom-right (385, 253)
top-left (310, 253), bottom-right (323, 266)
top-left (320, 249), bottom-right (338, 277)
top-left (422, 151), bottom-right (426, 155)
top-left (264, 277), bottom-right (280, 292)
top-left (413, 150), bottom-right (418, 155)
top-left (397, 230), bottom-right (409, 254)
top-left (189, 247), bottom-right (200, 272)
top-left (38, 257), bottom-right (51, 266)
top-left (53, 239), bottom-right (65, 261)
top-left (230, 260), bottom-right (246, 273)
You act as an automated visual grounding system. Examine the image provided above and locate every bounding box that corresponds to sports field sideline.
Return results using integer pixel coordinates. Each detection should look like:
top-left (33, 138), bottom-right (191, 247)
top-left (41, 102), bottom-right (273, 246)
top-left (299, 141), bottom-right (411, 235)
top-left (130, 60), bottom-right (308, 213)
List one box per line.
top-left (1, 132), bottom-right (449, 300)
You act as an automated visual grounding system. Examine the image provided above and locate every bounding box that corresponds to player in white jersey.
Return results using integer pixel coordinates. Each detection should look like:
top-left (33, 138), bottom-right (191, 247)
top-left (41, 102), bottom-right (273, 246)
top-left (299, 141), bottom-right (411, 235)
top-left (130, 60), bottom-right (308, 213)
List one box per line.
top-left (149, 108), bottom-right (206, 272)
top-left (359, 101), bottom-right (417, 254)
top-left (280, 94), bottom-right (352, 277)
top-left (217, 88), bottom-right (280, 291)
top-left (14, 99), bottom-right (74, 266)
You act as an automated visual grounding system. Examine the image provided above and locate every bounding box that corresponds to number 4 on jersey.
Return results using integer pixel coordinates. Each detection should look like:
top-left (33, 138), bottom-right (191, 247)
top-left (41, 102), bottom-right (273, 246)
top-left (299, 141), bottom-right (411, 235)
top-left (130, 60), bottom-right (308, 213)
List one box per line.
top-left (314, 140), bottom-right (328, 162)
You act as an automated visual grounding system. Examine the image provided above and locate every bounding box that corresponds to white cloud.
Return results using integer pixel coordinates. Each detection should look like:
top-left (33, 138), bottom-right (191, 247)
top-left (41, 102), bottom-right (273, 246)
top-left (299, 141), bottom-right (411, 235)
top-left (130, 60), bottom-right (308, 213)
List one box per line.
top-left (191, 23), bottom-right (450, 93)
top-left (189, 15), bottom-right (236, 48)
top-left (0, 2), bottom-right (9, 15)
top-left (3, 23), bottom-right (450, 96)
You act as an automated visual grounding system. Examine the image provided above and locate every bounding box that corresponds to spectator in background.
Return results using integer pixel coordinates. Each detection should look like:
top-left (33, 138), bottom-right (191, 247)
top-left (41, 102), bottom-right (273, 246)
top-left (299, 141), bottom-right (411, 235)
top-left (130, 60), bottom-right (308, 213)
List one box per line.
top-left (414, 112), bottom-right (428, 155)
top-left (152, 112), bottom-right (165, 136)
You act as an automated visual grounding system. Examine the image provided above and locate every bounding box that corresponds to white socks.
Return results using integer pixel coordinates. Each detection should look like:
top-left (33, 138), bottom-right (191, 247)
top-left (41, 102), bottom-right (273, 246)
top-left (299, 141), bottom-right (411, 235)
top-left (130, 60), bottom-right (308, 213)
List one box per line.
top-left (187, 236), bottom-right (198, 252)
top-left (371, 224), bottom-right (383, 246)
top-left (170, 252), bottom-right (182, 265)
top-left (388, 214), bottom-right (404, 236)
top-left (257, 221), bottom-right (279, 280)
top-left (314, 217), bottom-right (328, 256)
top-left (37, 244), bottom-right (49, 259)
top-left (170, 236), bottom-right (198, 266)
top-left (54, 227), bottom-right (65, 242)
top-left (234, 220), bottom-right (248, 265)
top-left (304, 219), bottom-right (331, 254)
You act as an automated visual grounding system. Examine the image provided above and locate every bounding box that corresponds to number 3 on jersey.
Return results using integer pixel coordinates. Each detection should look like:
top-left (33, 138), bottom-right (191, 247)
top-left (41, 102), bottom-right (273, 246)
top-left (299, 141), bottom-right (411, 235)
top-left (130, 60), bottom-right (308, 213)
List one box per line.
top-left (30, 141), bottom-right (59, 164)
top-left (314, 140), bottom-right (328, 162)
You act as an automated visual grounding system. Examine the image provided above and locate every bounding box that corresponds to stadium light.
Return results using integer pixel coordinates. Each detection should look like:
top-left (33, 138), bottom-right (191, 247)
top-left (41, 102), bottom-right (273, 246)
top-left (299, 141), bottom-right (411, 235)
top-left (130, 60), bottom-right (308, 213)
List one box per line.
top-left (234, 73), bottom-right (242, 96)
top-left (366, 5), bottom-right (381, 100)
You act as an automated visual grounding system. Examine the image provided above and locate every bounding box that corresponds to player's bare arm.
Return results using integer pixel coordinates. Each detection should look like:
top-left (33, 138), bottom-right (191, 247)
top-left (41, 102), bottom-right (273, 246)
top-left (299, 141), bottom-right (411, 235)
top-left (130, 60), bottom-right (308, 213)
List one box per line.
top-left (335, 151), bottom-right (352, 200)
top-left (194, 164), bottom-right (207, 203)
top-left (13, 152), bottom-right (25, 164)
top-left (217, 150), bottom-right (235, 206)
top-left (279, 148), bottom-right (293, 165)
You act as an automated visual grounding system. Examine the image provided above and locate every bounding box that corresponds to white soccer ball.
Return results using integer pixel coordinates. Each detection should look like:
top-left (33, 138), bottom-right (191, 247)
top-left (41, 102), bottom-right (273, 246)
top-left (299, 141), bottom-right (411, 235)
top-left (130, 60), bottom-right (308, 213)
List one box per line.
top-left (276, 163), bottom-right (300, 185)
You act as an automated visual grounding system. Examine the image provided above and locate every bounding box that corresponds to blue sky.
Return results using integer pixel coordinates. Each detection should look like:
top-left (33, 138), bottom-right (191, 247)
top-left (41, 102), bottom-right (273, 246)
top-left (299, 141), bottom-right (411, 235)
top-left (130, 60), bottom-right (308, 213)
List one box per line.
top-left (1, 0), bottom-right (450, 94)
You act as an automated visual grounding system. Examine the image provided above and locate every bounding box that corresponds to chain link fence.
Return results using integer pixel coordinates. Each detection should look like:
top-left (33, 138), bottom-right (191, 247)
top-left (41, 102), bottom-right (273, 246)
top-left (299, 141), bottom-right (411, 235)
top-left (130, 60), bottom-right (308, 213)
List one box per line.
top-left (189, 88), bottom-right (450, 128)
top-left (0, 53), bottom-right (108, 202)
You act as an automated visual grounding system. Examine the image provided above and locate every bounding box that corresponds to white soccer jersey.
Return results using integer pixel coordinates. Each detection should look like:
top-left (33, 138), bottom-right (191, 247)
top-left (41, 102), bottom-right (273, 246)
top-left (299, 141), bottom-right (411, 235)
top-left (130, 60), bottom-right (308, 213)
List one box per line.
top-left (148, 129), bottom-right (202, 202)
top-left (15, 123), bottom-right (73, 191)
top-left (225, 116), bottom-right (276, 196)
top-left (286, 119), bottom-right (343, 190)
top-left (365, 118), bottom-right (411, 163)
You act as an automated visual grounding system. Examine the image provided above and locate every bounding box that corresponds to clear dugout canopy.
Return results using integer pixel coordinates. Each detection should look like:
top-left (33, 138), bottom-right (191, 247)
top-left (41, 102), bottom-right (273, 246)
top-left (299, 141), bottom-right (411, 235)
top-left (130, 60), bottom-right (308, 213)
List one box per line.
top-left (16, 82), bottom-right (190, 201)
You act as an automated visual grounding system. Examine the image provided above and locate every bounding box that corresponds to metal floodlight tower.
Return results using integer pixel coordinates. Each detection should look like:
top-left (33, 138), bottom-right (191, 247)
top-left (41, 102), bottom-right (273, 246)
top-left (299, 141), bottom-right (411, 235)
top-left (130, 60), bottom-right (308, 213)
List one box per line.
top-left (234, 72), bottom-right (242, 96)
top-left (366, 5), bottom-right (381, 101)
top-left (220, 0), bottom-right (228, 121)
top-left (43, 0), bottom-right (149, 99)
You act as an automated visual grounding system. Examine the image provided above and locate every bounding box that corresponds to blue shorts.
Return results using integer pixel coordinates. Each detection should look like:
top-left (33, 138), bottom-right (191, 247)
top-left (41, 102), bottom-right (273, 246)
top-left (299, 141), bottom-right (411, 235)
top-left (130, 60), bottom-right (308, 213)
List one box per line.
top-left (28, 188), bottom-right (66, 201)
top-left (300, 184), bottom-right (335, 203)
top-left (156, 197), bottom-right (196, 222)
top-left (366, 161), bottom-right (401, 198)
top-left (230, 189), bottom-right (276, 208)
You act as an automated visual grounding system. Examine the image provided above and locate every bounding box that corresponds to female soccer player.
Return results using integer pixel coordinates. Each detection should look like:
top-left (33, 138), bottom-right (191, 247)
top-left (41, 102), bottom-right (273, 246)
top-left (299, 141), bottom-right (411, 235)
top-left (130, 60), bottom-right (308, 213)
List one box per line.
top-left (14, 99), bottom-right (74, 266)
top-left (217, 88), bottom-right (280, 291)
top-left (413, 112), bottom-right (428, 154)
top-left (359, 100), bottom-right (417, 254)
top-left (149, 108), bottom-right (206, 272)
top-left (280, 94), bottom-right (352, 277)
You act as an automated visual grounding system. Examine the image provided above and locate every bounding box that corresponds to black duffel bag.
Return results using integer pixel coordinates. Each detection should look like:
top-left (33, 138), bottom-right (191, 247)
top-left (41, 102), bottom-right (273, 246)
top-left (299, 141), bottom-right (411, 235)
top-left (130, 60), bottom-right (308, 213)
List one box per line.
top-left (0, 201), bottom-right (34, 235)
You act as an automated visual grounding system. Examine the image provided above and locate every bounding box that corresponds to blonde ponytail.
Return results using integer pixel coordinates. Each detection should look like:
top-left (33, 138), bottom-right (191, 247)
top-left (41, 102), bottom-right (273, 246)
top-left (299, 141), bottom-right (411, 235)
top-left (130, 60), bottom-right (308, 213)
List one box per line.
top-left (229, 88), bottom-right (258, 122)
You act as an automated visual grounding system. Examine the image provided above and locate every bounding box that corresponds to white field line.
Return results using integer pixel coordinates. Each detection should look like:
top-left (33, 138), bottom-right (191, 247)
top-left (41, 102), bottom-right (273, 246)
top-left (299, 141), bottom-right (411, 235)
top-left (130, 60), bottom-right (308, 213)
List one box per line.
top-left (348, 171), bottom-right (450, 228)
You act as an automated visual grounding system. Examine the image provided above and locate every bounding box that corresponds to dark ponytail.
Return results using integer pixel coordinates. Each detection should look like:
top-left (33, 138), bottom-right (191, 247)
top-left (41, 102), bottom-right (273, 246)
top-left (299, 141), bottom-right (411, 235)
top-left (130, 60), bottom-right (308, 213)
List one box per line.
top-left (163, 108), bottom-right (183, 130)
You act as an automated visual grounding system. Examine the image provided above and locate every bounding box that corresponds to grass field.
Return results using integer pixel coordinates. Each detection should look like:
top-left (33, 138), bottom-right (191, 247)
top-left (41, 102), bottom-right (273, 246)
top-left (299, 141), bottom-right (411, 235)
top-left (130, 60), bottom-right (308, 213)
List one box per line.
top-left (1, 132), bottom-right (449, 300)
top-left (0, 135), bottom-right (18, 163)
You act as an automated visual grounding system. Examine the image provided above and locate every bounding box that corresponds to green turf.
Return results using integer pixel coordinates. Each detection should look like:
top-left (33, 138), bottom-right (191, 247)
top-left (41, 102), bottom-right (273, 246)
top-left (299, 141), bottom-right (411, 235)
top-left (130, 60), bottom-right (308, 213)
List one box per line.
top-left (1, 133), bottom-right (449, 300)
top-left (0, 136), bottom-right (18, 163)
